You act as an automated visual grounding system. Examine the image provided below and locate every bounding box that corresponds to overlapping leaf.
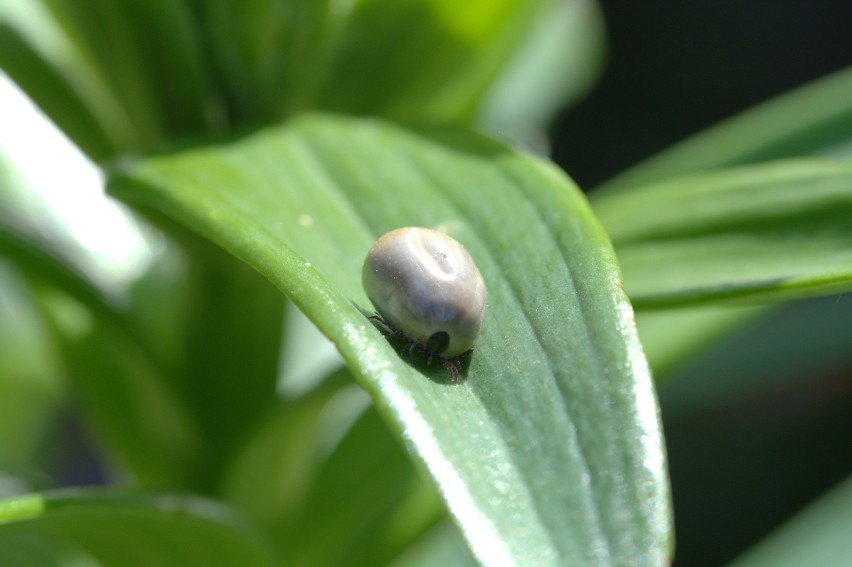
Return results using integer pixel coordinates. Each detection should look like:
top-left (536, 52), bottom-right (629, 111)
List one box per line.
top-left (594, 158), bottom-right (852, 308)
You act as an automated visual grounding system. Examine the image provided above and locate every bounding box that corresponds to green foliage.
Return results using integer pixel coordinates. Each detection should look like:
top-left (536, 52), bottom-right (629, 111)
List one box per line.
top-left (0, 490), bottom-right (279, 567)
top-left (0, 1), bottom-right (850, 566)
top-left (593, 158), bottom-right (852, 307)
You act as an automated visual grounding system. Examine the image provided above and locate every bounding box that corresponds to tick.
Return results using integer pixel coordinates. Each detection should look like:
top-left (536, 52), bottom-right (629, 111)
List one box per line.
top-left (362, 227), bottom-right (487, 383)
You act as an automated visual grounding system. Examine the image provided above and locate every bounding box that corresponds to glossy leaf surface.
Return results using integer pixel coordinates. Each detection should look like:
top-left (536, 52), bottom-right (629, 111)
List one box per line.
top-left (110, 113), bottom-right (671, 566)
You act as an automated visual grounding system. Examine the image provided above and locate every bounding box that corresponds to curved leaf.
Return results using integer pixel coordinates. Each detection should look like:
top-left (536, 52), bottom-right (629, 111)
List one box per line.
top-left (597, 65), bottom-right (852, 193)
top-left (594, 158), bottom-right (852, 308)
top-left (0, 489), bottom-right (278, 567)
top-left (109, 113), bottom-right (671, 566)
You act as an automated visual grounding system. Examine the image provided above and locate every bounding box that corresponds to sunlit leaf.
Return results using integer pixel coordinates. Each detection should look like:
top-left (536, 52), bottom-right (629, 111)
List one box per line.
top-left (109, 113), bottom-right (671, 566)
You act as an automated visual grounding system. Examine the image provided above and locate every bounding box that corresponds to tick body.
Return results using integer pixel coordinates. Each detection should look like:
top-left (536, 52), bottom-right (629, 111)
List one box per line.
top-left (362, 227), bottom-right (487, 381)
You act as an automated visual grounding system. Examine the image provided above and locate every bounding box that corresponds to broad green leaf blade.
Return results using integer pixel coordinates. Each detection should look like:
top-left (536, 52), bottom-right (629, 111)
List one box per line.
top-left (110, 113), bottom-right (671, 566)
top-left (593, 158), bottom-right (852, 308)
top-left (0, 490), bottom-right (279, 567)
top-left (596, 65), bottom-right (852, 194)
top-left (726, 476), bottom-right (852, 567)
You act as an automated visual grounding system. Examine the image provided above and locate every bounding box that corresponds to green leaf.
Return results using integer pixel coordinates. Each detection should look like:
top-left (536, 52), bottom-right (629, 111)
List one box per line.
top-left (220, 368), bottom-right (367, 528)
top-left (725, 476), bottom-right (852, 567)
top-left (0, 489), bottom-right (279, 567)
top-left (38, 0), bottom-right (213, 138)
top-left (109, 113), bottom-right (671, 565)
top-left (196, 362), bottom-right (442, 566)
top-left (597, 65), bottom-right (852, 193)
top-left (593, 157), bottom-right (852, 308)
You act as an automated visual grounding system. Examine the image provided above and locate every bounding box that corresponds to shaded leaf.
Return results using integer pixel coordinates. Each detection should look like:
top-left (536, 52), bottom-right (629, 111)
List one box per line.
top-left (170, 237), bottom-right (286, 491)
top-left (0, 0), bottom-right (210, 161)
top-left (593, 158), bottom-right (852, 308)
top-left (110, 113), bottom-right (671, 566)
top-left (42, 296), bottom-right (203, 489)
